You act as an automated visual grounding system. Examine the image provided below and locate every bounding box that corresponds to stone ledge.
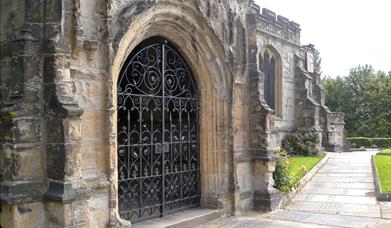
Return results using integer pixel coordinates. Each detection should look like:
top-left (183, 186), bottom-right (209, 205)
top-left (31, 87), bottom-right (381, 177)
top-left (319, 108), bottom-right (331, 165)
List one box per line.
top-left (371, 155), bottom-right (391, 201)
top-left (44, 181), bottom-right (91, 203)
top-left (0, 181), bottom-right (47, 204)
top-left (234, 149), bottom-right (279, 162)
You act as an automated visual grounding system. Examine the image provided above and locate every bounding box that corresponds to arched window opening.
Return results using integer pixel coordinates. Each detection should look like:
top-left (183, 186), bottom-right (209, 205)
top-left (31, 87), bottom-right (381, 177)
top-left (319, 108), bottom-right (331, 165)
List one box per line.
top-left (259, 48), bottom-right (282, 116)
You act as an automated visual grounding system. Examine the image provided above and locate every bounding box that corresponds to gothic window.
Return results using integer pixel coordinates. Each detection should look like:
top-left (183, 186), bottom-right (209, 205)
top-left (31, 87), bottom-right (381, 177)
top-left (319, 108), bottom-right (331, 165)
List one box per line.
top-left (259, 48), bottom-right (282, 116)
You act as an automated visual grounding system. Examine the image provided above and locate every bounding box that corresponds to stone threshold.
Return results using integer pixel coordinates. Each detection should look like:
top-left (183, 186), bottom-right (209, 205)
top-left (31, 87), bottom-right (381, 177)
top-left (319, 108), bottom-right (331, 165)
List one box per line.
top-left (371, 155), bottom-right (391, 201)
top-left (132, 208), bottom-right (220, 228)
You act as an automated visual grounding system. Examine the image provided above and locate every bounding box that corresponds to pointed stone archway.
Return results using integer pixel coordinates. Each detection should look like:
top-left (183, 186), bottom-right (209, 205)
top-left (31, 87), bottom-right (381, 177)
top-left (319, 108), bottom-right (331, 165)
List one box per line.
top-left (108, 3), bottom-right (234, 225)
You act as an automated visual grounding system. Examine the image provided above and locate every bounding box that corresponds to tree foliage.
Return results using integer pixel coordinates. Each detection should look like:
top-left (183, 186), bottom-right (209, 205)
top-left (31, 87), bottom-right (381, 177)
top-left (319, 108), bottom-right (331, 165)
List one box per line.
top-left (313, 48), bottom-right (322, 74)
top-left (322, 65), bottom-right (391, 137)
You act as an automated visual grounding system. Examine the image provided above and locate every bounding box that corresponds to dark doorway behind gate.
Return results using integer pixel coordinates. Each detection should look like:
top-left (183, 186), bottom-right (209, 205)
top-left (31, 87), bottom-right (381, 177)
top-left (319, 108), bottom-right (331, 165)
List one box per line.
top-left (117, 37), bottom-right (200, 222)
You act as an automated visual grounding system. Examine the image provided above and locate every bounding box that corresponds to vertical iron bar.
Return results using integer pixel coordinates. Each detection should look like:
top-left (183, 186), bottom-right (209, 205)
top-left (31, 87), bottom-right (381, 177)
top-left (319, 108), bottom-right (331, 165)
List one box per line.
top-left (197, 96), bottom-right (200, 204)
top-left (150, 100), bottom-right (153, 208)
top-left (127, 109), bottom-right (130, 180)
top-left (161, 43), bottom-right (165, 216)
top-left (187, 105), bottom-right (191, 201)
top-left (139, 96), bottom-right (142, 218)
top-left (179, 98), bottom-right (182, 208)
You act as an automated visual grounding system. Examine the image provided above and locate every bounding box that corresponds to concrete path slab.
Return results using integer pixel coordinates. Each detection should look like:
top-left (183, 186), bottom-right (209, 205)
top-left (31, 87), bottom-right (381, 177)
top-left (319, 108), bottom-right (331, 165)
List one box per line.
top-left (300, 188), bottom-right (374, 196)
top-left (294, 193), bottom-right (378, 205)
top-left (380, 202), bottom-right (391, 219)
top-left (265, 210), bottom-right (380, 227)
top-left (304, 181), bottom-right (375, 190)
top-left (264, 151), bottom-right (389, 227)
top-left (286, 201), bottom-right (381, 218)
top-left (204, 215), bottom-right (331, 228)
top-left (204, 151), bottom-right (391, 227)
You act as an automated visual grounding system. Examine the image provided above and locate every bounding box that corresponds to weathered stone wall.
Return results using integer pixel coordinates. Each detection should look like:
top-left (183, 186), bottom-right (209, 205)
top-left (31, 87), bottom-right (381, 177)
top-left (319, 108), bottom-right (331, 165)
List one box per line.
top-left (0, 0), bottom-right (347, 227)
top-left (68, 0), bottom-right (110, 226)
top-left (1, 0), bottom-right (47, 227)
top-left (255, 7), bottom-right (301, 150)
top-left (301, 44), bottom-right (347, 152)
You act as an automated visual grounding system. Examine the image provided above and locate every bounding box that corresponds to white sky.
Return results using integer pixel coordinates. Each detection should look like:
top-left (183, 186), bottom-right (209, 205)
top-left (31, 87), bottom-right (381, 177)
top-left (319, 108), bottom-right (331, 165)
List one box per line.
top-left (255, 0), bottom-right (391, 77)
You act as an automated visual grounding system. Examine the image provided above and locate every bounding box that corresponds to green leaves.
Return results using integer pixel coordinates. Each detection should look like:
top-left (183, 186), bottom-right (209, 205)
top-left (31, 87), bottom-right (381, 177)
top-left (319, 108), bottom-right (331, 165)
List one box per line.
top-left (322, 65), bottom-right (391, 137)
top-left (273, 128), bottom-right (321, 192)
top-left (273, 147), bottom-right (324, 193)
top-left (273, 148), bottom-right (298, 193)
top-left (281, 128), bottom-right (320, 156)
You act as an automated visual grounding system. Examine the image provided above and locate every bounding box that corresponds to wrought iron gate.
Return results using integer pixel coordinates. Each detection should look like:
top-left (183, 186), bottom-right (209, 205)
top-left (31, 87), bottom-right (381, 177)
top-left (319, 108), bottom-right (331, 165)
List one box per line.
top-left (117, 37), bottom-right (200, 222)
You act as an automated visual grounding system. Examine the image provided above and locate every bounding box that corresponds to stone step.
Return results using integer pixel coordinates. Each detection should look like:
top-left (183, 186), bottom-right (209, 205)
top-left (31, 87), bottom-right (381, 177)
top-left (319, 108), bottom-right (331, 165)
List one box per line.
top-left (132, 208), bottom-right (220, 228)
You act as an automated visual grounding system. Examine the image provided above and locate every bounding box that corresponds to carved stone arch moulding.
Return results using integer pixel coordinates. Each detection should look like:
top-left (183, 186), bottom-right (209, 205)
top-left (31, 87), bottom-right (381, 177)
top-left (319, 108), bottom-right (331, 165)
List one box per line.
top-left (257, 45), bottom-right (283, 117)
top-left (107, 3), bottom-right (234, 225)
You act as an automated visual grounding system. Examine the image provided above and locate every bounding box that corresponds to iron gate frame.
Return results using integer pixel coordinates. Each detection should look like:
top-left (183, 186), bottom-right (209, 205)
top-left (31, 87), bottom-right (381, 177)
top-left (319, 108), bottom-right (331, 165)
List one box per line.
top-left (117, 37), bottom-right (200, 222)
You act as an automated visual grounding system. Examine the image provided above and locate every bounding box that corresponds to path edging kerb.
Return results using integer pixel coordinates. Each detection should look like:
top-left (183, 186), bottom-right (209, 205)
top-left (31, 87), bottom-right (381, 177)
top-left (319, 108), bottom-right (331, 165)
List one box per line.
top-left (371, 154), bottom-right (391, 201)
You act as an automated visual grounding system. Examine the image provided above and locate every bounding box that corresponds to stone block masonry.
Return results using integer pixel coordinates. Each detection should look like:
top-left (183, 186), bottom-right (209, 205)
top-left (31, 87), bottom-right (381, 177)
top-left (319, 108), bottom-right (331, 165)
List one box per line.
top-left (0, 0), bottom-right (346, 227)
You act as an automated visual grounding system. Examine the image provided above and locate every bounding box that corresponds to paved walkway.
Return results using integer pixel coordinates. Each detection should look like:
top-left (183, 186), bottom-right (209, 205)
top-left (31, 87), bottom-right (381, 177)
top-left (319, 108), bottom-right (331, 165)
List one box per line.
top-left (205, 151), bottom-right (391, 228)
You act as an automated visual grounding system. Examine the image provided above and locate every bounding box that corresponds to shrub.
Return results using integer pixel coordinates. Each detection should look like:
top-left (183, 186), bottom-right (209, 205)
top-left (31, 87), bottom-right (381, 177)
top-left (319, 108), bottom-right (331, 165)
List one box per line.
top-left (348, 137), bottom-right (391, 148)
top-left (372, 138), bottom-right (391, 148)
top-left (282, 128), bottom-right (320, 156)
top-left (348, 137), bottom-right (372, 148)
top-left (273, 148), bottom-right (299, 192)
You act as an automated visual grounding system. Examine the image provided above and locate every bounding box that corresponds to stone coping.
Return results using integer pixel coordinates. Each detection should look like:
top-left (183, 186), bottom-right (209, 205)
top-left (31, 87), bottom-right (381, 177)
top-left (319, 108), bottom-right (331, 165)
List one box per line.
top-left (371, 155), bottom-right (391, 201)
top-left (278, 153), bottom-right (330, 208)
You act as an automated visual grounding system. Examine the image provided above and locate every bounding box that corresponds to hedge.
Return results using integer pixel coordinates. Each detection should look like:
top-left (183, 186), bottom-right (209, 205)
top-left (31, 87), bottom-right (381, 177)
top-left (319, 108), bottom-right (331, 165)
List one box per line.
top-left (348, 137), bottom-right (391, 148)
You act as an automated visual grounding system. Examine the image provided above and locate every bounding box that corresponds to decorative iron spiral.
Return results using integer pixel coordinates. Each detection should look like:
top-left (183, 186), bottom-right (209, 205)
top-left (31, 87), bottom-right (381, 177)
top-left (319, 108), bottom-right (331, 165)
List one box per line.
top-left (117, 37), bottom-right (200, 222)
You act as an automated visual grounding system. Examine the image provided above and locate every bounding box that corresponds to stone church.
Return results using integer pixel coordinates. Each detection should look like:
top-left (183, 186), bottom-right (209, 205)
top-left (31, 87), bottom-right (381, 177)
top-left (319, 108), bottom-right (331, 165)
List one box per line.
top-left (0, 0), bottom-right (346, 227)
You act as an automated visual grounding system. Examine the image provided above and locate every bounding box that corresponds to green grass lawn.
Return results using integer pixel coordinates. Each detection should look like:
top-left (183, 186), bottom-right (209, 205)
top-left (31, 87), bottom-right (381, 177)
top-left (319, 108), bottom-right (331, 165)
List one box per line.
top-left (374, 155), bottom-right (391, 192)
top-left (380, 148), bottom-right (391, 153)
top-left (288, 155), bottom-right (325, 180)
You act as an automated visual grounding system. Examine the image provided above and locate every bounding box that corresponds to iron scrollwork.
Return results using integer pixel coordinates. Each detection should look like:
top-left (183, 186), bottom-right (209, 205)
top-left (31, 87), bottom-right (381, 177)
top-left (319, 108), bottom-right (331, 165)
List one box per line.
top-left (117, 38), bottom-right (200, 222)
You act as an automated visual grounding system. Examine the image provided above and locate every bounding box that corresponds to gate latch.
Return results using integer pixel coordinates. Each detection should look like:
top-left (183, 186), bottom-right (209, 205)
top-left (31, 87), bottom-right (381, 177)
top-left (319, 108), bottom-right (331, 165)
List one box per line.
top-left (155, 144), bottom-right (169, 154)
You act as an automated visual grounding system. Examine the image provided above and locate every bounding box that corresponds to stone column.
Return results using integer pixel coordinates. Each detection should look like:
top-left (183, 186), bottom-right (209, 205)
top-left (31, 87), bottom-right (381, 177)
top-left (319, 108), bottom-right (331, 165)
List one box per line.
top-left (301, 46), bottom-right (348, 152)
top-left (294, 51), bottom-right (321, 135)
top-left (42, 1), bottom-right (90, 227)
top-left (247, 70), bottom-right (280, 211)
top-left (0, 0), bottom-right (47, 227)
top-left (246, 4), bottom-right (280, 212)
